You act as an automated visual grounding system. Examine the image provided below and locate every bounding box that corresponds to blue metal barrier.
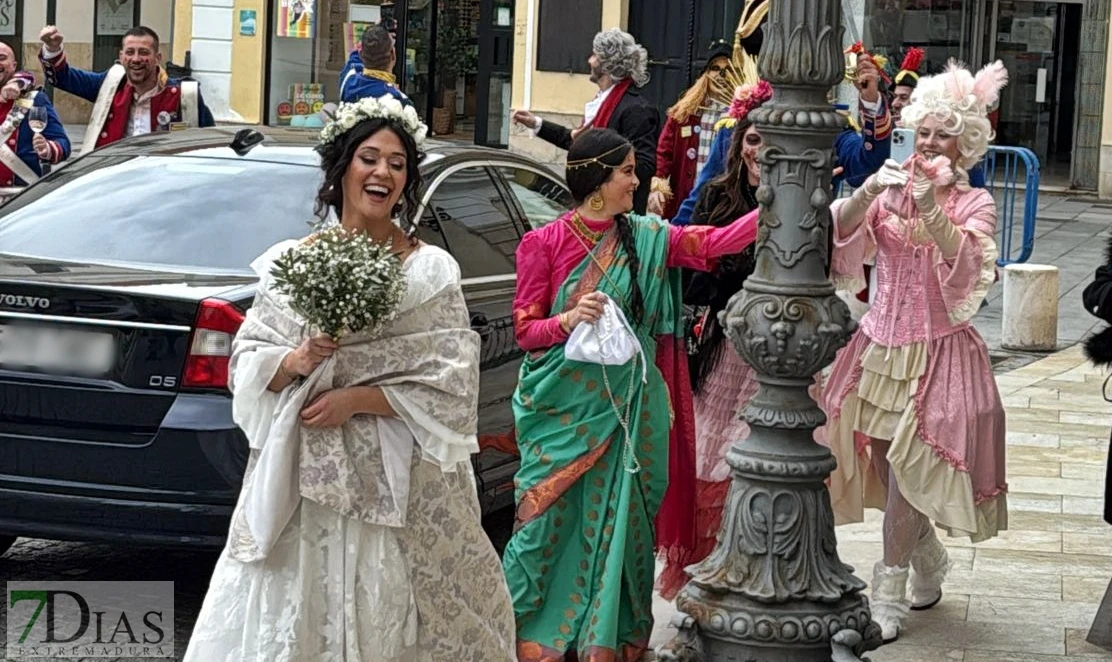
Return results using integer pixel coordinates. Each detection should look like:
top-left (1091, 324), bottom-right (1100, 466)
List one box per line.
top-left (982, 145), bottom-right (1040, 266)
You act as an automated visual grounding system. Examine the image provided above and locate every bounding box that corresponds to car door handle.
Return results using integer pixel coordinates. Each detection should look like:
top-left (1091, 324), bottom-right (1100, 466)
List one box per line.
top-left (470, 312), bottom-right (489, 327)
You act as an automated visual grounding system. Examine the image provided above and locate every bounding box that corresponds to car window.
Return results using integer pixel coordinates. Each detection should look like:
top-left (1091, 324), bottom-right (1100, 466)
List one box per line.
top-left (497, 166), bottom-right (572, 229)
top-left (424, 166), bottom-right (519, 278)
top-left (0, 155), bottom-right (321, 272)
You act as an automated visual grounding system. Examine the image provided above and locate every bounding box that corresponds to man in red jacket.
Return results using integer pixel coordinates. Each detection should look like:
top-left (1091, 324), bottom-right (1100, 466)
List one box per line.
top-left (38, 24), bottom-right (214, 155)
top-left (647, 39), bottom-right (734, 220)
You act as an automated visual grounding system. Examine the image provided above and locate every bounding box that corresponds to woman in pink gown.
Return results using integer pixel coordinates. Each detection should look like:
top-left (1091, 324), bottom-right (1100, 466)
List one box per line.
top-left (821, 60), bottom-right (1010, 643)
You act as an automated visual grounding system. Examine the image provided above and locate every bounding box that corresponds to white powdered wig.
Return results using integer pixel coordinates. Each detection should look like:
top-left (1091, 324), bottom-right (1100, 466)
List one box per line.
top-left (900, 60), bottom-right (1009, 171)
top-left (593, 28), bottom-right (650, 88)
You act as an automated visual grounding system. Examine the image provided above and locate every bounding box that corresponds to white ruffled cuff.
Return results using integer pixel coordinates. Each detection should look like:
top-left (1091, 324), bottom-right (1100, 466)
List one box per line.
top-left (944, 228), bottom-right (998, 326)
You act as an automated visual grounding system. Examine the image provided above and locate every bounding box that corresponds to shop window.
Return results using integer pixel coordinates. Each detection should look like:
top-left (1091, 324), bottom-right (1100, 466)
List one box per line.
top-left (94, 0), bottom-right (141, 71)
top-left (536, 0), bottom-right (599, 74)
top-left (267, 0), bottom-right (403, 126)
top-left (496, 166), bottom-right (572, 230)
top-left (422, 165), bottom-right (519, 279)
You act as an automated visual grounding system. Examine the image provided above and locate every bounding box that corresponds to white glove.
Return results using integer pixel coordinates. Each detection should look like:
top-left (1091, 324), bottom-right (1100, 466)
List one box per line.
top-left (911, 168), bottom-right (935, 214)
top-left (865, 159), bottom-right (909, 196)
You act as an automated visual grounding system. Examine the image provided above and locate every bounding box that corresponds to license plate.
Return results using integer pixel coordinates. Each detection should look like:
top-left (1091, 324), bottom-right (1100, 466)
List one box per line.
top-left (0, 324), bottom-right (116, 375)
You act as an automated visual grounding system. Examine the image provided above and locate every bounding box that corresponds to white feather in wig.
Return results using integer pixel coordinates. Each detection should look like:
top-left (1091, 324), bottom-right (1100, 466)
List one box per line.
top-left (900, 59), bottom-right (1009, 171)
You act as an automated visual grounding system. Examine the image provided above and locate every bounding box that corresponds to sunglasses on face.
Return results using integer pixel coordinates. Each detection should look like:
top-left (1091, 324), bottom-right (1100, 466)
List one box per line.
top-left (708, 64), bottom-right (728, 74)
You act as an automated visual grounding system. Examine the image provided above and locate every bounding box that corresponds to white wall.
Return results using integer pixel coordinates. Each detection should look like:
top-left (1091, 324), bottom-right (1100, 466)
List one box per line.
top-left (140, 0), bottom-right (174, 44)
top-left (190, 0), bottom-right (241, 121)
top-left (57, 0), bottom-right (95, 42)
top-left (22, 0), bottom-right (45, 37)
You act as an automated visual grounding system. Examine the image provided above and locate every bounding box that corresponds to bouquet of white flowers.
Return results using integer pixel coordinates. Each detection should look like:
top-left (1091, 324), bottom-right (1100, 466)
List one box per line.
top-left (270, 227), bottom-right (407, 339)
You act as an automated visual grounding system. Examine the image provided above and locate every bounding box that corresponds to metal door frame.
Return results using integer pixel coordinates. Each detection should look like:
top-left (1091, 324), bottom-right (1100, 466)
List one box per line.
top-left (475, 0), bottom-right (513, 148)
top-left (979, 0), bottom-right (1083, 182)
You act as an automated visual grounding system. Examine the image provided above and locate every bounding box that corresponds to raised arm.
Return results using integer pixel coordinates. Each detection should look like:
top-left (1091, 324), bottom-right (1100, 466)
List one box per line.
top-left (339, 50), bottom-right (363, 100)
top-left (911, 177), bottom-right (1000, 323)
top-left (38, 27), bottom-right (108, 103)
top-left (834, 96), bottom-right (892, 188)
top-left (665, 207), bottom-right (759, 271)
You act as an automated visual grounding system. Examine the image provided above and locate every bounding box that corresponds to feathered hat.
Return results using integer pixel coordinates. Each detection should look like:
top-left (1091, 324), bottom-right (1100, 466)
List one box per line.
top-left (894, 47), bottom-right (925, 89)
top-left (916, 59), bottom-right (1009, 116)
top-left (905, 59), bottom-right (1009, 169)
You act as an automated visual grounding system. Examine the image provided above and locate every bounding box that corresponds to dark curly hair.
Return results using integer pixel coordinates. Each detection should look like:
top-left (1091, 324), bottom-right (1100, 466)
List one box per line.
top-left (687, 121), bottom-right (760, 393)
top-left (313, 117), bottom-right (423, 238)
top-left (565, 128), bottom-right (645, 325)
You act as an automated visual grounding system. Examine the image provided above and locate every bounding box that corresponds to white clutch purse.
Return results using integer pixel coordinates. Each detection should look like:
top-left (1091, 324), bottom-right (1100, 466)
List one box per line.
top-left (564, 293), bottom-right (647, 474)
top-left (564, 294), bottom-right (647, 378)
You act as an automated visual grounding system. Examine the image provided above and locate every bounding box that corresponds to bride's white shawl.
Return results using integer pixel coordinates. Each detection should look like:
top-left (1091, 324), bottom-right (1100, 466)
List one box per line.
top-left (225, 241), bottom-right (481, 562)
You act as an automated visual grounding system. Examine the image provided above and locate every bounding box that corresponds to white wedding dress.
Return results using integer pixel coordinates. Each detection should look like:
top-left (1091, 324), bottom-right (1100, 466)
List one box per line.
top-left (183, 244), bottom-right (516, 662)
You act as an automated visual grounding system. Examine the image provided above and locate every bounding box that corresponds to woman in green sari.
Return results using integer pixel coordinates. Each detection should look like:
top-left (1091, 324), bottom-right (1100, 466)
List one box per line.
top-left (503, 128), bottom-right (760, 661)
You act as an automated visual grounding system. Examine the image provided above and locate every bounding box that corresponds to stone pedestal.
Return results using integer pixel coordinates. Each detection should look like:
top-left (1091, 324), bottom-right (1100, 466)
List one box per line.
top-left (1001, 263), bottom-right (1059, 351)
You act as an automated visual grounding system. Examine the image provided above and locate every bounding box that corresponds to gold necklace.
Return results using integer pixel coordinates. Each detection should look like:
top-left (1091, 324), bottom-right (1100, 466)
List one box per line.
top-left (569, 210), bottom-right (606, 244)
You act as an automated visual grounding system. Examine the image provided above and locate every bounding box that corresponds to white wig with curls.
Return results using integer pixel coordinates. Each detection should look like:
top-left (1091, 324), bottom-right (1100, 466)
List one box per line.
top-left (899, 59), bottom-right (1009, 172)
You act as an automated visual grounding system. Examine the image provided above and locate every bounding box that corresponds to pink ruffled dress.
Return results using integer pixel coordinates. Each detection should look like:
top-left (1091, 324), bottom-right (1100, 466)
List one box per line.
top-left (821, 184), bottom-right (1008, 542)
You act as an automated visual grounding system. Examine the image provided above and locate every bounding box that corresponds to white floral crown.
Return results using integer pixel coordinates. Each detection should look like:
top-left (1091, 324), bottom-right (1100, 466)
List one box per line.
top-left (319, 95), bottom-right (429, 148)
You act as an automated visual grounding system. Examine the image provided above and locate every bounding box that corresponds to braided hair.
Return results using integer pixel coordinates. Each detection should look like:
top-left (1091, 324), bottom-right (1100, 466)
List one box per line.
top-left (313, 117), bottom-right (423, 240)
top-left (565, 129), bottom-right (645, 325)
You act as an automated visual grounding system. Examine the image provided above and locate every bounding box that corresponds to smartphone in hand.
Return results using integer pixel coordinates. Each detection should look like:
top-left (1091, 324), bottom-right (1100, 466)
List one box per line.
top-left (890, 127), bottom-right (916, 165)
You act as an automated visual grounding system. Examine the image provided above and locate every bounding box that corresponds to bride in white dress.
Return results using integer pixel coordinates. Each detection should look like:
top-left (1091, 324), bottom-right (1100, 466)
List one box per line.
top-left (183, 97), bottom-right (517, 662)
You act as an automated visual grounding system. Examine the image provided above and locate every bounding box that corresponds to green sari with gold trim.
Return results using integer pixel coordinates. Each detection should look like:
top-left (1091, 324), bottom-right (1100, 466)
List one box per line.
top-left (502, 216), bottom-right (683, 662)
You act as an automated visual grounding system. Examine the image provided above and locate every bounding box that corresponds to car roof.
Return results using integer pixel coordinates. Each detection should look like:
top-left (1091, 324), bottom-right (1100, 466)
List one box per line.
top-left (86, 125), bottom-right (555, 172)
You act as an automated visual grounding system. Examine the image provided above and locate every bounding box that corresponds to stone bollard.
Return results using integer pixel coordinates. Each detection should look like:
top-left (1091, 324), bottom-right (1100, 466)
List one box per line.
top-left (1001, 263), bottom-right (1059, 351)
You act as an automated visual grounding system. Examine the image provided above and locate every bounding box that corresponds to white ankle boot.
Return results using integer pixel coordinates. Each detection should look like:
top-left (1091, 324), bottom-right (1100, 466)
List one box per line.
top-left (871, 562), bottom-right (910, 643)
top-left (909, 528), bottom-right (951, 610)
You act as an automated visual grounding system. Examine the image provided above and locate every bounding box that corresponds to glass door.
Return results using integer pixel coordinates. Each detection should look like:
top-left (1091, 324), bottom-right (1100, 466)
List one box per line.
top-left (986, 1), bottom-right (1061, 161)
top-left (403, 0), bottom-right (434, 122)
top-left (475, 0), bottom-right (513, 147)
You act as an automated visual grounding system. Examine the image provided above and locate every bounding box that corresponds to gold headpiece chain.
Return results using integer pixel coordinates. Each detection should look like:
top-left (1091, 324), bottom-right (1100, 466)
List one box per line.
top-left (566, 143), bottom-right (632, 170)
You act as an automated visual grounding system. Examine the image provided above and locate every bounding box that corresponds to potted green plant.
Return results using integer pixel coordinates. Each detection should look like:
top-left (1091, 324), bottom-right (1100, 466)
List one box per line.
top-left (433, 8), bottom-right (474, 134)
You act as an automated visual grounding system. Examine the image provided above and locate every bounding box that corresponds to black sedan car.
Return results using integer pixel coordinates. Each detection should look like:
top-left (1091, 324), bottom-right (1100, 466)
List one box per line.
top-left (0, 126), bottom-right (574, 554)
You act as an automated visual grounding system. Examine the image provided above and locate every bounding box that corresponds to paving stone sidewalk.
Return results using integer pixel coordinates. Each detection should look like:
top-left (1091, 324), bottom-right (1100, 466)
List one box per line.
top-left (650, 344), bottom-right (1112, 660)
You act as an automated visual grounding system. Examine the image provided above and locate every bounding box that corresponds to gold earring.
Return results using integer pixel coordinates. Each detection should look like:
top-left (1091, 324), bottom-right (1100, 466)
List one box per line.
top-left (588, 193), bottom-right (605, 212)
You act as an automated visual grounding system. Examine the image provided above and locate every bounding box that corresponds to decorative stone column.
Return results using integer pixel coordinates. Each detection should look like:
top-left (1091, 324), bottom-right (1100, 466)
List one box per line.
top-left (657, 0), bottom-right (882, 660)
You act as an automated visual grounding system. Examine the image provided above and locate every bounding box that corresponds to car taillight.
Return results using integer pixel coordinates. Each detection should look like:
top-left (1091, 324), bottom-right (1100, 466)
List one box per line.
top-left (183, 298), bottom-right (246, 389)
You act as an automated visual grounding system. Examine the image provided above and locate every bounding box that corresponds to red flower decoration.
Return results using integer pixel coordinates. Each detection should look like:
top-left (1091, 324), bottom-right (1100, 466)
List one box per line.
top-left (728, 79), bottom-right (773, 123)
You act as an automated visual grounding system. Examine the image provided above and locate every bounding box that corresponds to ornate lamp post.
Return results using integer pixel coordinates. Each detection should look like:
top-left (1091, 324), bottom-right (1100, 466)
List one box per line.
top-left (658, 0), bottom-right (882, 660)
